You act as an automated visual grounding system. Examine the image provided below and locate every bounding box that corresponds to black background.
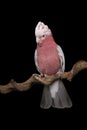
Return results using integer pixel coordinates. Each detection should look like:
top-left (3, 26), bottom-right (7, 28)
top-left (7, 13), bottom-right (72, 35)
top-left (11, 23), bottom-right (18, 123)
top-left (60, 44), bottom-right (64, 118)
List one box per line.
top-left (0, 5), bottom-right (87, 128)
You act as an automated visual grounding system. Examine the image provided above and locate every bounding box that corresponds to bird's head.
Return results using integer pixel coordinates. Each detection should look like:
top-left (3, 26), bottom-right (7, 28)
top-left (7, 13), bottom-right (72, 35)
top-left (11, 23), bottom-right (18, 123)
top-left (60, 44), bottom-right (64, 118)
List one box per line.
top-left (35, 21), bottom-right (52, 44)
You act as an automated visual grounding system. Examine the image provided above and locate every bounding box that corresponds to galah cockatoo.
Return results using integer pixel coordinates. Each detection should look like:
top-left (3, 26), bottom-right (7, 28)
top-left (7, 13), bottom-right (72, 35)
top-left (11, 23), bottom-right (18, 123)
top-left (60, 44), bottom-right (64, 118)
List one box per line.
top-left (34, 21), bottom-right (72, 109)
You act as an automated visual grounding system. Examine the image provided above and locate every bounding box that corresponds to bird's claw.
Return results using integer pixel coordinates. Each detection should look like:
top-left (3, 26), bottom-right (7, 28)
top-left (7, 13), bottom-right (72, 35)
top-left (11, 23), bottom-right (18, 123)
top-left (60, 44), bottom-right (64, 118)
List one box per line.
top-left (33, 73), bottom-right (41, 78)
top-left (32, 73), bottom-right (45, 80)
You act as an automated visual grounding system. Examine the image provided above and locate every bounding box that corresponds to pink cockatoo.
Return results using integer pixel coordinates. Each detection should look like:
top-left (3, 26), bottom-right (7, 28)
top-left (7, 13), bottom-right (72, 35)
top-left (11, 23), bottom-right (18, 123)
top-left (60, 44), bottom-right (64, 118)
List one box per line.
top-left (34, 21), bottom-right (72, 109)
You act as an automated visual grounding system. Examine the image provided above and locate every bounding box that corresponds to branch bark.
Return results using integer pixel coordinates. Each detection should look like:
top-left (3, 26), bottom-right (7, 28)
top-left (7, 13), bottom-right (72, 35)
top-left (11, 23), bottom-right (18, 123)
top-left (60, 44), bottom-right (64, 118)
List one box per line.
top-left (0, 60), bottom-right (87, 94)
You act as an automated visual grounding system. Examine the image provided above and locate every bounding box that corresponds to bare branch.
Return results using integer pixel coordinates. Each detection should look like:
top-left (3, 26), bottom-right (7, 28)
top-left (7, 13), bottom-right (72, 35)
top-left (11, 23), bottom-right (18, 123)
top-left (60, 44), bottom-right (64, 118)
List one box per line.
top-left (0, 60), bottom-right (87, 94)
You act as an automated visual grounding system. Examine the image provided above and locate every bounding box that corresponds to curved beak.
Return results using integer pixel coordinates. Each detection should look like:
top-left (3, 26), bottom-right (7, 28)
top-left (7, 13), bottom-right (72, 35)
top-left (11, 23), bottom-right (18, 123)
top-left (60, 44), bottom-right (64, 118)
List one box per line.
top-left (36, 37), bottom-right (40, 43)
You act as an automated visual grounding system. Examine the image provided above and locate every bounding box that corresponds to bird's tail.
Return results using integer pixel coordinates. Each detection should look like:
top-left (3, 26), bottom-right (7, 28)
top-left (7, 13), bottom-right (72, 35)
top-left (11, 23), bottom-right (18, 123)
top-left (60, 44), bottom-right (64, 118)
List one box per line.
top-left (40, 80), bottom-right (72, 109)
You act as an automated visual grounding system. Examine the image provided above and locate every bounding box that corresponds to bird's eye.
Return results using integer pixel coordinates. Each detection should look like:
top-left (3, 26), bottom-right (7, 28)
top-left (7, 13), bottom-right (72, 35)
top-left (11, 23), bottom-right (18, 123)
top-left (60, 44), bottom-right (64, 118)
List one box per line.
top-left (42, 35), bottom-right (45, 37)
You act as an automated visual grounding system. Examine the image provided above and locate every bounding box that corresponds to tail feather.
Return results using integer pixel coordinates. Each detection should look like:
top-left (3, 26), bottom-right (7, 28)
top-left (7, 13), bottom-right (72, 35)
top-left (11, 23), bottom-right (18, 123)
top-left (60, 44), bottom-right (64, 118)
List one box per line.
top-left (40, 80), bottom-right (72, 109)
top-left (51, 80), bottom-right (72, 108)
top-left (40, 85), bottom-right (52, 109)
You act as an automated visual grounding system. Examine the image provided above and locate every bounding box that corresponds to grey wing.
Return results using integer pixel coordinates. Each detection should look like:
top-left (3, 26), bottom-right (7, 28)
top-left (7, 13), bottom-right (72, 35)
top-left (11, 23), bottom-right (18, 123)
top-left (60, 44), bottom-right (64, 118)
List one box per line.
top-left (34, 50), bottom-right (41, 73)
top-left (57, 45), bottom-right (65, 72)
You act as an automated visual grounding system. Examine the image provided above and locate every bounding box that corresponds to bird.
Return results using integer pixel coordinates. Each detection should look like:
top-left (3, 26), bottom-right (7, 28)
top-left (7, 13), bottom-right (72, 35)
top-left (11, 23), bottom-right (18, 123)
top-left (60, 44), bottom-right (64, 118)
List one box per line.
top-left (34, 21), bottom-right (72, 109)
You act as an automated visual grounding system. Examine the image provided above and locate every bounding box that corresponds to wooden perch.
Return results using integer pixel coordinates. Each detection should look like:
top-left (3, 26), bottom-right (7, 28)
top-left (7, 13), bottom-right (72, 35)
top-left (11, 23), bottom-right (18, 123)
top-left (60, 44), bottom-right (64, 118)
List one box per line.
top-left (0, 60), bottom-right (87, 94)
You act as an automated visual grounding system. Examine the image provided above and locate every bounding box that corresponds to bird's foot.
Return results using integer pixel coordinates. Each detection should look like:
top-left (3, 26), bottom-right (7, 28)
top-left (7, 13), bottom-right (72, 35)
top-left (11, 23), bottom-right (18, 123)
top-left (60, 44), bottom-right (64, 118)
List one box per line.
top-left (32, 73), bottom-right (46, 80)
top-left (33, 73), bottom-right (40, 77)
top-left (32, 73), bottom-right (43, 78)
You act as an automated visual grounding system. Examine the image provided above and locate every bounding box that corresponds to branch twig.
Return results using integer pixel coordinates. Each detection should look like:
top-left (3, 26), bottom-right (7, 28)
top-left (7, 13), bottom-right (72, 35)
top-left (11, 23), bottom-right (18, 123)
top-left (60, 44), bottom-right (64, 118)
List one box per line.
top-left (0, 60), bottom-right (87, 94)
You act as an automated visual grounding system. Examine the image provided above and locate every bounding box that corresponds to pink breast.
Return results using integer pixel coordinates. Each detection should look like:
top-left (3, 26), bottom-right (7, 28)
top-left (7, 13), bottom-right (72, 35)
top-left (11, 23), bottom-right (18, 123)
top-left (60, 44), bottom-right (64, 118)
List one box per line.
top-left (37, 43), bottom-right (61, 75)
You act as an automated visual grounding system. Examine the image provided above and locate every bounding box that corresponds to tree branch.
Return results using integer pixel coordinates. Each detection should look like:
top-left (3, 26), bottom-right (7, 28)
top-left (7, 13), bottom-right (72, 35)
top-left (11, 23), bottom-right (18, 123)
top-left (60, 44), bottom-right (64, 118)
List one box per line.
top-left (0, 60), bottom-right (87, 94)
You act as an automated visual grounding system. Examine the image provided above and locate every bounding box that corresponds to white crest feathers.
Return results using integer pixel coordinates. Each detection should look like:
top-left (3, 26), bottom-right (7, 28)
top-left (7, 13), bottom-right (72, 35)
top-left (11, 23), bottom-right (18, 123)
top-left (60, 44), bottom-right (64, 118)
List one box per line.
top-left (35, 21), bottom-right (51, 37)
